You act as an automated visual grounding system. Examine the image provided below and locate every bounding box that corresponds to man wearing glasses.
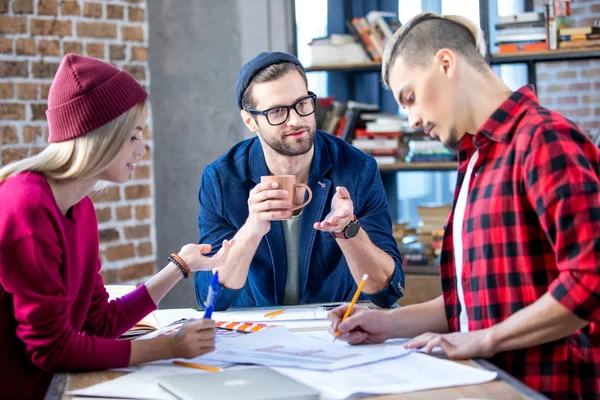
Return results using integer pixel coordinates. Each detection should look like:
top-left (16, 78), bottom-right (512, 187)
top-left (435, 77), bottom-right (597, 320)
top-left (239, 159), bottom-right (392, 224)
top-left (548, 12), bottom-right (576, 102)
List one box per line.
top-left (194, 52), bottom-right (404, 310)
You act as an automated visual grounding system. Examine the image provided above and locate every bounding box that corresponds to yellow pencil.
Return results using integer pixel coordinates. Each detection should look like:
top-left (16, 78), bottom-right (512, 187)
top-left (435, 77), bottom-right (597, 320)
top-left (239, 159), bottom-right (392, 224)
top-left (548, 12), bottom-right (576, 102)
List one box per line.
top-left (172, 360), bottom-right (222, 372)
top-left (334, 274), bottom-right (368, 341)
top-left (264, 309), bottom-right (285, 318)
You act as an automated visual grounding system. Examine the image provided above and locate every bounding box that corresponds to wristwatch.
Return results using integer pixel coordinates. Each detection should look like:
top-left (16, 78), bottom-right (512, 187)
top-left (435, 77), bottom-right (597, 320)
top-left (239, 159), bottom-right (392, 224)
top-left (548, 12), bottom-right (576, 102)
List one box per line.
top-left (331, 216), bottom-right (361, 239)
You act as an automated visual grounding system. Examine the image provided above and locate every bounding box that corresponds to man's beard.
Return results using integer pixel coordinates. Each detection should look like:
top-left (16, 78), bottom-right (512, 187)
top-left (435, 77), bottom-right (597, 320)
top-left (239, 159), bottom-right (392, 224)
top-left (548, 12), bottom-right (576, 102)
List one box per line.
top-left (443, 126), bottom-right (461, 153)
top-left (257, 125), bottom-right (316, 157)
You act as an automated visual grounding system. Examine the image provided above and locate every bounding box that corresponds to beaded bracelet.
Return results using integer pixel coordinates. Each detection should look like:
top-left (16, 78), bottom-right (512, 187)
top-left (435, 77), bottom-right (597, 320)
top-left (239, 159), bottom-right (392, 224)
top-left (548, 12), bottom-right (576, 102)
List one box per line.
top-left (168, 253), bottom-right (191, 279)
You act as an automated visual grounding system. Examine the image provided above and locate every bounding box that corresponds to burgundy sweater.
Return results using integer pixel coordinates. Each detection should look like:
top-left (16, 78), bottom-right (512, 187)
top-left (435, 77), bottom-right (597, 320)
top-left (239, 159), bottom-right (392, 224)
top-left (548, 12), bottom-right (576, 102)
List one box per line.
top-left (0, 172), bottom-right (156, 399)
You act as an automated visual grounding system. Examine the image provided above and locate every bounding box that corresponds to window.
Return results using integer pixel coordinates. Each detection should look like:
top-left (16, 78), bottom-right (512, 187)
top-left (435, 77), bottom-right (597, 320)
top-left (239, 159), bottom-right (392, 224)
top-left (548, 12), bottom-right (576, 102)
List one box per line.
top-left (295, 0), bottom-right (328, 97)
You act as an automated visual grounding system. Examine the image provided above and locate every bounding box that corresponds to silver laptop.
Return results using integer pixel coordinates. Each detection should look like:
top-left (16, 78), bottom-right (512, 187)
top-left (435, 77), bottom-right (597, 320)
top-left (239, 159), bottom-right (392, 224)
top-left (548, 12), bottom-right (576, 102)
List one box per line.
top-left (157, 367), bottom-right (320, 400)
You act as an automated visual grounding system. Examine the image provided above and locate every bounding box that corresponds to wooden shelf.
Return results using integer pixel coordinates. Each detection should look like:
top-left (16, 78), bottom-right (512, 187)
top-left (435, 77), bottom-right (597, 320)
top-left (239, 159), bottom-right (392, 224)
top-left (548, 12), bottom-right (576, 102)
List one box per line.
top-left (403, 263), bottom-right (440, 275)
top-left (305, 62), bottom-right (381, 73)
top-left (490, 48), bottom-right (600, 64)
top-left (378, 161), bottom-right (458, 172)
top-left (305, 49), bottom-right (600, 72)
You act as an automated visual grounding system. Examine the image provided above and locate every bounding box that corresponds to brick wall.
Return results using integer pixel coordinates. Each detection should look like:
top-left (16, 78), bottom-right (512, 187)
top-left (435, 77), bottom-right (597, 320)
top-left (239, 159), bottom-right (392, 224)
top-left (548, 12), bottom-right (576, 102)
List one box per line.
top-left (536, 0), bottom-right (600, 141)
top-left (0, 0), bottom-right (155, 284)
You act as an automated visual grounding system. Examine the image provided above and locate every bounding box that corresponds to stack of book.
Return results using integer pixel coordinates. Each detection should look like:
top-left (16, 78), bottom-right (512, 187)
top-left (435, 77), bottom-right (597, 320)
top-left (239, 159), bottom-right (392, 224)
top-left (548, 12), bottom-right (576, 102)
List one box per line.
top-left (346, 11), bottom-right (402, 62)
top-left (558, 24), bottom-right (600, 49)
top-left (352, 114), bottom-right (411, 165)
top-left (405, 140), bottom-right (455, 164)
top-left (495, 12), bottom-right (547, 53)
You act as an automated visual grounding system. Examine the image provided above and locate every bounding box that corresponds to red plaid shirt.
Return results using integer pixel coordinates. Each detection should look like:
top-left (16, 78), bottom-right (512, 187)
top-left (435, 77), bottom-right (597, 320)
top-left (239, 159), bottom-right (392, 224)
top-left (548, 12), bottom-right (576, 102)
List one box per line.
top-left (440, 86), bottom-right (600, 399)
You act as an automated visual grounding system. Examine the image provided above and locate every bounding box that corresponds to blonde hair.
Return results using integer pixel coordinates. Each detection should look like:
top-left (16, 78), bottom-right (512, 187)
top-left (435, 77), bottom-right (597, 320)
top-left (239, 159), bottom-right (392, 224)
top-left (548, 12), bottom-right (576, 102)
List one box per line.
top-left (382, 12), bottom-right (487, 88)
top-left (0, 102), bottom-right (146, 185)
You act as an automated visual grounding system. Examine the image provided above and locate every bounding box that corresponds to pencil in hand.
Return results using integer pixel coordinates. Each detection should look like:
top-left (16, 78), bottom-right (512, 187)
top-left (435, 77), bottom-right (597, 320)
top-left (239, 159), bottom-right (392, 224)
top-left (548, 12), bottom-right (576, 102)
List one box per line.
top-left (334, 274), bottom-right (368, 342)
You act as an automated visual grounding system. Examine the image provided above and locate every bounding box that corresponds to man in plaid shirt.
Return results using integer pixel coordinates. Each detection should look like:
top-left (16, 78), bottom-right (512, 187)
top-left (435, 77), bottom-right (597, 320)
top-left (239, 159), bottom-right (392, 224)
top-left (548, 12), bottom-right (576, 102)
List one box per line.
top-left (328, 12), bottom-right (600, 399)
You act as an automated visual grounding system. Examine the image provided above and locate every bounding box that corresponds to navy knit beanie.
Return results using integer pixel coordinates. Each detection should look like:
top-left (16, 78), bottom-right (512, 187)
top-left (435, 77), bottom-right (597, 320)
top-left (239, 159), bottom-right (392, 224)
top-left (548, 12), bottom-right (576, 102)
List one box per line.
top-left (235, 52), bottom-right (305, 110)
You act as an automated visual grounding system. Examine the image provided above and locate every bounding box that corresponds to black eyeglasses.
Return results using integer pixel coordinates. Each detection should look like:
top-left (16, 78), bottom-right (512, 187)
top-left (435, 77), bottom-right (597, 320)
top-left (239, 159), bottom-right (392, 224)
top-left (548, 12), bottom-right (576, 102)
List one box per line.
top-left (246, 92), bottom-right (317, 126)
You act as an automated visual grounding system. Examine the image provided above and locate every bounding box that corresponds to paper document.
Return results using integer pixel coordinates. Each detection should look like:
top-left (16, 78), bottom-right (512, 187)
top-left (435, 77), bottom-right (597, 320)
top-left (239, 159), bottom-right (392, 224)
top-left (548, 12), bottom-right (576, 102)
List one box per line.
top-left (199, 327), bottom-right (411, 371)
top-left (275, 352), bottom-right (498, 399)
top-left (212, 306), bottom-right (329, 323)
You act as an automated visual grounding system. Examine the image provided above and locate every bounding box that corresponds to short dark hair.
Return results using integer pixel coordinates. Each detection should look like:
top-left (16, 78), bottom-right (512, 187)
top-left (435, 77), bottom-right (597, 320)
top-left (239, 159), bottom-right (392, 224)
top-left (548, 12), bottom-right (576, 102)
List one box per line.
top-left (241, 62), bottom-right (308, 110)
top-left (382, 13), bottom-right (488, 88)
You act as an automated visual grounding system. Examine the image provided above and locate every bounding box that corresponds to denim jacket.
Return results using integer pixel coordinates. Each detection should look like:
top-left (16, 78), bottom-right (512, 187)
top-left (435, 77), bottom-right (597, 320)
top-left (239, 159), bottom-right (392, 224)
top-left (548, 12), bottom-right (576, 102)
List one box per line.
top-left (194, 131), bottom-right (404, 310)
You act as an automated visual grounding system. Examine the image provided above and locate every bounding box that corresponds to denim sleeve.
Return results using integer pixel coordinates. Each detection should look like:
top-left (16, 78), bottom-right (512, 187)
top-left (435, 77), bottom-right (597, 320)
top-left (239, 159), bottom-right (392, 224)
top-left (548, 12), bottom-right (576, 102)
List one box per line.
top-left (354, 156), bottom-right (405, 308)
top-left (194, 166), bottom-right (244, 311)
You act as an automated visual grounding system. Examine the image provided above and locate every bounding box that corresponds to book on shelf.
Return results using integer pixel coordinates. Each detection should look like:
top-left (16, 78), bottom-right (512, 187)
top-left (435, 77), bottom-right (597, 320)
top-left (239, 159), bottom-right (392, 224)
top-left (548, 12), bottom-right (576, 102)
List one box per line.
top-left (559, 33), bottom-right (600, 41)
top-left (498, 41), bottom-right (547, 53)
top-left (498, 12), bottom-right (544, 25)
top-left (558, 38), bottom-right (600, 49)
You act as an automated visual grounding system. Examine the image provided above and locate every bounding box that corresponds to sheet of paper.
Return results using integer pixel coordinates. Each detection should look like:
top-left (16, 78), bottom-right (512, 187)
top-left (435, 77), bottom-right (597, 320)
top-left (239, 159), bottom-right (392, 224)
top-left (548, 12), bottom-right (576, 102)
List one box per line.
top-left (211, 306), bottom-right (329, 323)
top-left (152, 308), bottom-right (202, 328)
top-left (274, 352), bottom-right (498, 399)
top-left (69, 365), bottom-right (204, 400)
top-left (199, 327), bottom-right (411, 371)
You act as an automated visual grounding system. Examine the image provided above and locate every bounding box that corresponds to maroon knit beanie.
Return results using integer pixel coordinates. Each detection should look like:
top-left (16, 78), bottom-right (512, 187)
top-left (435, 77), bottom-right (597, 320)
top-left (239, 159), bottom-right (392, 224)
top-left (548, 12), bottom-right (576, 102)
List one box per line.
top-left (46, 54), bottom-right (148, 143)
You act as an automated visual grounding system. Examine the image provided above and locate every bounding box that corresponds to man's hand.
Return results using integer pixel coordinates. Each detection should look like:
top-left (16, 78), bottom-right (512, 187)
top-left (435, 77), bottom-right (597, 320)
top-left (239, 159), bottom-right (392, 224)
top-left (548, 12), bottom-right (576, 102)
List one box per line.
top-left (178, 239), bottom-right (234, 272)
top-left (404, 329), bottom-right (497, 359)
top-left (246, 181), bottom-right (291, 237)
top-left (314, 186), bottom-right (354, 233)
top-left (328, 304), bottom-right (393, 345)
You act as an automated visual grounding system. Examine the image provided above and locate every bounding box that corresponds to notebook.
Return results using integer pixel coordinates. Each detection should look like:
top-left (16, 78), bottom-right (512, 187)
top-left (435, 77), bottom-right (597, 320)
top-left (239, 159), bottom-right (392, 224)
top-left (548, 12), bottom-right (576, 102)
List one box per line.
top-left (157, 367), bottom-right (320, 400)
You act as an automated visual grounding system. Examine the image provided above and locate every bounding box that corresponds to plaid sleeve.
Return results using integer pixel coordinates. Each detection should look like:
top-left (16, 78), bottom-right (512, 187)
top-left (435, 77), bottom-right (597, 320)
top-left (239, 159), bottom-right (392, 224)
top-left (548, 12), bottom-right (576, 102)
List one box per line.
top-left (523, 119), bottom-right (600, 321)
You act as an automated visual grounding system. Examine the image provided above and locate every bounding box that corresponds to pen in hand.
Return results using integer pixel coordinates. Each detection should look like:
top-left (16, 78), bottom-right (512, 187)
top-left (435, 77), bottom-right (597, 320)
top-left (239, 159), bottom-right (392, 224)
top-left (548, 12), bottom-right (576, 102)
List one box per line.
top-left (334, 274), bottom-right (368, 342)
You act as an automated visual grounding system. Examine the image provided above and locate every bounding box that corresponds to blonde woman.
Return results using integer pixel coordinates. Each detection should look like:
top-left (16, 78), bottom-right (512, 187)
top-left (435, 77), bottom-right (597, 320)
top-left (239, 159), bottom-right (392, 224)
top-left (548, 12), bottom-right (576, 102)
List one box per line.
top-left (0, 54), bottom-right (231, 399)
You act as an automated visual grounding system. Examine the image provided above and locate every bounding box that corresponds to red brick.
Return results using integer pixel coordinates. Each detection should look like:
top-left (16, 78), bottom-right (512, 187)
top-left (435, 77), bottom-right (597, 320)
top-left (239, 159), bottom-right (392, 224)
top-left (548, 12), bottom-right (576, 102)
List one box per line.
top-left (137, 241), bottom-right (153, 257)
top-left (99, 228), bottom-right (119, 243)
top-left (38, 0), bottom-right (58, 15)
top-left (86, 42), bottom-right (104, 59)
top-left (581, 69), bottom-right (600, 79)
top-left (544, 84), bottom-right (565, 93)
top-left (29, 147), bottom-right (45, 156)
top-left (122, 26), bottom-right (144, 42)
top-left (124, 224), bottom-right (150, 239)
top-left (567, 82), bottom-right (591, 91)
top-left (96, 207), bottom-right (111, 223)
top-left (116, 205), bottom-right (131, 220)
top-left (119, 261), bottom-right (155, 281)
top-left (123, 65), bottom-right (146, 81)
top-left (63, 41), bottom-right (83, 55)
top-left (0, 104), bottom-right (26, 120)
top-left (40, 83), bottom-right (51, 99)
top-left (12, 0), bottom-right (33, 14)
top-left (31, 103), bottom-right (48, 121)
top-left (142, 125), bottom-right (151, 139)
top-left (557, 96), bottom-right (578, 105)
top-left (0, 16), bottom-right (27, 33)
top-left (131, 46), bottom-right (147, 61)
top-left (17, 83), bottom-right (38, 100)
top-left (16, 38), bottom-right (36, 55)
top-left (22, 125), bottom-right (43, 143)
top-left (77, 21), bottom-right (117, 38)
top-left (125, 184), bottom-right (151, 199)
top-left (106, 4), bottom-right (123, 19)
top-left (109, 44), bottom-right (125, 60)
top-left (39, 39), bottom-right (60, 56)
top-left (128, 6), bottom-right (144, 22)
top-left (90, 186), bottom-right (120, 202)
top-left (32, 62), bottom-right (59, 78)
top-left (125, 0), bottom-right (144, 2)
top-left (105, 244), bottom-right (135, 262)
top-left (1, 125), bottom-right (18, 145)
top-left (99, 268), bottom-right (118, 284)
top-left (0, 0), bottom-right (8, 13)
top-left (556, 71), bottom-right (577, 79)
top-left (141, 145), bottom-right (150, 161)
top-left (583, 121), bottom-right (600, 130)
top-left (0, 82), bottom-right (14, 99)
top-left (61, 0), bottom-right (80, 15)
top-left (135, 205), bottom-right (152, 220)
top-left (134, 165), bottom-right (150, 179)
top-left (583, 94), bottom-right (600, 103)
top-left (564, 108), bottom-right (591, 118)
top-left (0, 61), bottom-right (27, 77)
top-left (31, 19), bottom-right (72, 36)
top-left (2, 148), bottom-right (28, 164)
top-left (0, 38), bottom-right (13, 54)
top-left (84, 2), bottom-right (103, 18)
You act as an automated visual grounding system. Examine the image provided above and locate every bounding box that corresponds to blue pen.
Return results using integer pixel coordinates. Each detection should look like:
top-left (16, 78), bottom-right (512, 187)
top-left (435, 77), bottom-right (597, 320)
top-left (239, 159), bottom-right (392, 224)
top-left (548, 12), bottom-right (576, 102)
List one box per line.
top-left (203, 271), bottom-right (219, 319)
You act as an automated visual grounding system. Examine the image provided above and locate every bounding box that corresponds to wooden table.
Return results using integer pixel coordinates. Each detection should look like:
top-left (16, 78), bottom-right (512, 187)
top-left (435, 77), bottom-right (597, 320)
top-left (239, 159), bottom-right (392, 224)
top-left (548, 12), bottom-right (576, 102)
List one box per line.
top-left (46, 357), bottom-right (547, 400)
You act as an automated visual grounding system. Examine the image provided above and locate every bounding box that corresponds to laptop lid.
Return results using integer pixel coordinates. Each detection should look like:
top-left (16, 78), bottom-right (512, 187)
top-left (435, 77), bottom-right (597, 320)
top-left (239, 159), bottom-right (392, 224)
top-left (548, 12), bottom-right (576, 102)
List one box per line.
top-left (157, 367), bottom-right (320, 400)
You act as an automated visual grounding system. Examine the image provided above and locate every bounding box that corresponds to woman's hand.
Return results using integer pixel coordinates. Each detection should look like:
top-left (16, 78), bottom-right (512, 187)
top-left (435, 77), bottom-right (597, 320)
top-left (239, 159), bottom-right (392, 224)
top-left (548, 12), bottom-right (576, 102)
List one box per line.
top-left (168, 319), bottom-right (216, 359)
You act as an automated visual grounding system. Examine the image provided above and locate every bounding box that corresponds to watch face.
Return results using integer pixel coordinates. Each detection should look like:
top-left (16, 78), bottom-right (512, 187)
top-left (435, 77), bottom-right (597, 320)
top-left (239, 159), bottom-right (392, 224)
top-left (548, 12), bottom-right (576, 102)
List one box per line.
top-left (345, 221), bottom-right (360, 238)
